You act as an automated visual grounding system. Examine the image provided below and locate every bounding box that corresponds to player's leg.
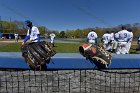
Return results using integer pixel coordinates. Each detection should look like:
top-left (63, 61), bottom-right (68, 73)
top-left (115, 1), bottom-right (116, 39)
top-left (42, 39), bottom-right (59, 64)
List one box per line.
top-left (113, 40), bottom-right (118, 52)
top-left (17, 37), bottom-right (19, 42)
top-left (103, 42), bottom-right (108, 50)
top-left (50, 38), bottom-right (54, 47)
top-left (120, 42), bottom-right (127, 54)
top-left (103, 43), bottom-right (106, 50)
top-left (116, 42), bottom-right (121, 54)
top-left (110, 40), bottom-right (115, 52)
top-left (106, 43), bottom-right (112, 52)
top-left (52, 38), bottom-right (55, 47)
top-left (126, 42), bottom-right (130, 54)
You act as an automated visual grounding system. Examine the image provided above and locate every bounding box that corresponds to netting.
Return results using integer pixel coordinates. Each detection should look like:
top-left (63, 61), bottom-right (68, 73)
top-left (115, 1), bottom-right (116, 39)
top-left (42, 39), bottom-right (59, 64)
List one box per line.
top-left (0, 69), bottom-right (140, 93)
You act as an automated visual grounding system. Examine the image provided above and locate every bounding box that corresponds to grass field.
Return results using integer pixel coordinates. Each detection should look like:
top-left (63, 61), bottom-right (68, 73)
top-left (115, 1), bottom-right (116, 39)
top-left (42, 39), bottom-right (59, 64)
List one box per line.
top-left (0, 43), bottom-right (81, 52)
top-left (0, 42), bottom-right (138, 53)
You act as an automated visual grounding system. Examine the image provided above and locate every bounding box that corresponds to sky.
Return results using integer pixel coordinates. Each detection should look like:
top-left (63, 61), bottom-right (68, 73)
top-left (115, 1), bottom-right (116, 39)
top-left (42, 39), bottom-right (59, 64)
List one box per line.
top-left (0, 0), bottom-right (140, 31)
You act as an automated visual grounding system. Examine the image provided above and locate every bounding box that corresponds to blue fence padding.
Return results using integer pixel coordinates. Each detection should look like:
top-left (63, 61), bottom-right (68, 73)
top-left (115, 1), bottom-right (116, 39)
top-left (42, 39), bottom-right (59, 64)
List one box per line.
top-left (0, 57), bottom-right (29, 69)
top-left (0, 52), bottom-right (140, 69)
top-left (47, 58), bottom-right (96, 69)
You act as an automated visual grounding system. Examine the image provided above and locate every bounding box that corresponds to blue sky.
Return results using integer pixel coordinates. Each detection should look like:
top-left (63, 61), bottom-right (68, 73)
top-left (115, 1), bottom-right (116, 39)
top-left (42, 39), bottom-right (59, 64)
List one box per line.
top-left (0, 0), bottom-right (140, 31)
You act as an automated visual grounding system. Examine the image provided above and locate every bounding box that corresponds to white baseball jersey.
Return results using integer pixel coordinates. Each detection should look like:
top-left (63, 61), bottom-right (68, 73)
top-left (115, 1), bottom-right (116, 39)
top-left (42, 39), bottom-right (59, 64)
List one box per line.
top-left (87, 31), bottom-right (97, 40)
top-left (14, 34), bottom-right (18, 38)
top-left (102, 33), bottom-right (111, 43)
top-left (117, 30), bottom-right (131, 42)
top-left (27, 26), bottom-right (40, 41)
top-left (129, 32), bottom-right (133, 42)
top-left (110, 33), bottom-right (114, 41)
top-left (49, 33), bottom-right (56, 39)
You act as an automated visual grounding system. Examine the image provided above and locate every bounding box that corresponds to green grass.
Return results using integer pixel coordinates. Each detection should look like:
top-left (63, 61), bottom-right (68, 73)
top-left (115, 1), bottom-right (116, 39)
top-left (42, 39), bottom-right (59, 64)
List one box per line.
top-left (63, 39), bottom-right (86, 43)
top-left (0, 43), bottom-right (21, 52)
top-left (129, 45), bottom-right (140, 54)
top-left (53, 43), bottom-right (80, 53)
top-left (0, 42), bottom-right (139, 54)
top-left (0, 43), bottom-right (80, 53)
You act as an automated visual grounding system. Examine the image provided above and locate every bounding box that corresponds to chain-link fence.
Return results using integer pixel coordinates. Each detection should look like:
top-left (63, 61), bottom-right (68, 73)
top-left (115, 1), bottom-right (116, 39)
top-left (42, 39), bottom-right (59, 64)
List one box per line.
top-left (0, 69), bottom-right (140, 93)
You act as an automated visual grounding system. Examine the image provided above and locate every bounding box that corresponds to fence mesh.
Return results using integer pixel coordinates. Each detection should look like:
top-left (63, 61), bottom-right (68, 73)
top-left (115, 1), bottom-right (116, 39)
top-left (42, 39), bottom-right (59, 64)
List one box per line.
top-left (0, 69), bottom-right (140, 93)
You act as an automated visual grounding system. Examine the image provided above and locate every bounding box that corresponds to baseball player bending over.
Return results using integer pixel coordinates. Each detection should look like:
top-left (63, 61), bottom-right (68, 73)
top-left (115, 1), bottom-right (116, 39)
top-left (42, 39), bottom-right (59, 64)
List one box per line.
top-left (101, 31), bottom-right (112, 51)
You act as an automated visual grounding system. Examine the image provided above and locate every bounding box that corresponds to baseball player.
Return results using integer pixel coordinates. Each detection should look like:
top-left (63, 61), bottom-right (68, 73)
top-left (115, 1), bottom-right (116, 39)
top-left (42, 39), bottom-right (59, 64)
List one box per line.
top-left (101, 31), bottom-right (112, 51)
top-left (126, 28), bottom-right (133, 53)
top-left (22, 20), bottom-right (40, 45)
top-left (14, 33), bottom-right (19, 42)
top-left (116, 26), bottom-right (131, 54)
top-left (49, 33), bottom-right (56, 47)
top-left (87, 29), bottom-right (98, 44)
top-left (112, 30), bottom-right (119, 53)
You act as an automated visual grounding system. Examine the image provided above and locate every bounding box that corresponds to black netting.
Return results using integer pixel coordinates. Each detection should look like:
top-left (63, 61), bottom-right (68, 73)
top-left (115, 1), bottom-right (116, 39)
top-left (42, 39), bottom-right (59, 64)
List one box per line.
top-left (0, 69), bottom-right (140, 93)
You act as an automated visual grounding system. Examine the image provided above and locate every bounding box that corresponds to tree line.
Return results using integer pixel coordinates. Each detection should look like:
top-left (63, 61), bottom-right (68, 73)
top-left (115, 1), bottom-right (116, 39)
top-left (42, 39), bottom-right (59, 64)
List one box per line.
top-left (0, 20), bottom-right (46, 36)
top-left (52, 23), bottom-right (140, 39)
top-left (0, 20), bottom-right (140, 39)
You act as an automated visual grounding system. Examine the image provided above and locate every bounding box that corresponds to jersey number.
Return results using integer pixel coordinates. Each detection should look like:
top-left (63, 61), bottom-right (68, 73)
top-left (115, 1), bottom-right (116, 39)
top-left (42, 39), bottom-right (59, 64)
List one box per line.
top-left (90, 34), bottom-right (94, 37)
top-left (124, 33), bottom-right (127, 38)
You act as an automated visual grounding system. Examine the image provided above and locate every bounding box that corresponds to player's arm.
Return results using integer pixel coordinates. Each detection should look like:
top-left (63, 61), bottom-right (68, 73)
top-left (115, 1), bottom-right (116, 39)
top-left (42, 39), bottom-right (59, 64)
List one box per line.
top-left (22, 35), bottom-right (30, 45)
top-left (22, 30), bottom-right (30, 45)
top-left (87, 33), bottom-right (90, 42)
top-left (37, 34), bottom-right (40, 42)
top-left (114, 33), bottom-right (119, 42)
top-left (126, 33), bottom-right (131, 42)
top-left (35, 27), bottom-right (40, 42)
top-left (95, 33), bottom-right (98, 45)
top-left (109, 35), bottom-right (112, 43)
top-left (101, 35), bottom-right (104, 43)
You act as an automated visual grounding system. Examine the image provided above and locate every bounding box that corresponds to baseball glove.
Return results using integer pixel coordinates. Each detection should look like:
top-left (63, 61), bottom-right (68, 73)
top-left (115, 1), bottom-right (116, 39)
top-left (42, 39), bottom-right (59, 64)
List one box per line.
top-left (21, 41), bottom-right (56, 70)
top-left (79, 43), bottom-right (112, 69)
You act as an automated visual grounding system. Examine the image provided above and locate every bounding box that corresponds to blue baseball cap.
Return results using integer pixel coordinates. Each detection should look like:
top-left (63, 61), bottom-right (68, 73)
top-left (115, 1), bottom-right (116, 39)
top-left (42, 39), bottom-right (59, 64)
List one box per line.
top-left (25, 20), bottom-right (32, 25)
top-left (121, 25), bottom-right (127, 29)
top-left (127, 28), bottom-right (132, 32)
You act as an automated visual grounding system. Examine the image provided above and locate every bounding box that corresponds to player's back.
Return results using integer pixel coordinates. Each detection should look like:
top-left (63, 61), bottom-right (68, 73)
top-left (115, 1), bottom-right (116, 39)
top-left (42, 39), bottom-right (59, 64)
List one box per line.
top-left (102, 33), bottom-right (111, 42)
top-left (87, 31), bottom-right (97, 40)
top-left (118, 30), bottom-right (130, 42)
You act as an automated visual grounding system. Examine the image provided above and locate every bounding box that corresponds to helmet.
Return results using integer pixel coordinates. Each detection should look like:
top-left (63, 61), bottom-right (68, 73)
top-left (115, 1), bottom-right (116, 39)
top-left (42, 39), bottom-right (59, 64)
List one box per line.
top-left (25, 20), bottom-right (32, 25)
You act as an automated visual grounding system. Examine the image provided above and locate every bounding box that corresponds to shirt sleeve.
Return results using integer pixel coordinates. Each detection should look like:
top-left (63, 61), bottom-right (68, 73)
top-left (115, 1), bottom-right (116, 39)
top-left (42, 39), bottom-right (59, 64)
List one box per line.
top-left (87, 33), bottom-right (90, 38)
top-left (95, 33), bottom-right (98, 38)
top-left (27, 29), bottom-right (30, 36)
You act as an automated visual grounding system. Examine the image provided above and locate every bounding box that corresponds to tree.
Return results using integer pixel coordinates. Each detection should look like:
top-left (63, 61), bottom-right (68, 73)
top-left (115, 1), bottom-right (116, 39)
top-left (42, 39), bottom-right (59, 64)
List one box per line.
top-left (38, 26), bottom-right (46, 35)
top-left (59, 31), bottom-right (65, 38)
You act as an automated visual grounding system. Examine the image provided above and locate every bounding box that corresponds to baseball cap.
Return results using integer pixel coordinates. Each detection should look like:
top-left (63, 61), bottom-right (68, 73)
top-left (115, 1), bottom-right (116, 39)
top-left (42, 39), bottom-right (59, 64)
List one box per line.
top-left (127, 28), bottom-right (132, 32)
top-left (121, 25), bottom-right (127, 29)
top-left (25, 20), bottom-right (32, 25)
